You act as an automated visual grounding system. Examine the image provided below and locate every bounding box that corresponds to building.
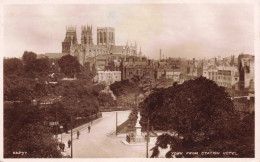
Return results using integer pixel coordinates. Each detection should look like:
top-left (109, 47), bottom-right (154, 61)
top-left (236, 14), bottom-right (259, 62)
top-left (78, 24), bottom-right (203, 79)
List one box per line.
top-left (217, 66), bottom-right (239, 89)
top-left (62, 25), bottom-right (139, 69)
top-left (238, 54), bottom-right (254, 90)
top-left (93, 70), bottom-right (121, 85)
top-left (207, 65), bottom-right (218, 82)
top-left (122, 56), bottom-right (154, 80)
top-left (62, 26), bottom-right (78, 54)
top-left (45, 53), bottom-right (64, 59)
top-left (164, 69), bottom-right (181, 82)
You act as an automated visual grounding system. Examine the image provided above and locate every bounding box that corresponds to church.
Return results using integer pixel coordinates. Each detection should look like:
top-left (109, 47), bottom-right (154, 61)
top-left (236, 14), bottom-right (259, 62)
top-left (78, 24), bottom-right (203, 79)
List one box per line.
top-left (62, 25), bottom-right (142, 71)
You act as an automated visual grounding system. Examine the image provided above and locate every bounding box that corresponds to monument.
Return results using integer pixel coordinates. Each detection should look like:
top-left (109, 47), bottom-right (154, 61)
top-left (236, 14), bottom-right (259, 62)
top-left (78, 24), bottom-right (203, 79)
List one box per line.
top-left (126, 112), bottom-right (145, 144)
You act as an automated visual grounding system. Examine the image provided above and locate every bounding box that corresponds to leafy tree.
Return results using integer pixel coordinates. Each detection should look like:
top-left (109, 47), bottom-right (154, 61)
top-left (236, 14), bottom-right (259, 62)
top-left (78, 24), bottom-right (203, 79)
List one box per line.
top-left (110, 79), bottom-right (138, 97)
top-left (22, 51), bottom-right (37, 64)
top-left (4, 104), bottom-right (62, 158)
top-left (21, 51), bottom-right (51, 77)
top-left (98, 86), bottom-right (116, 108)
top-left (92, 83), bottom-right (106, 96)
top-left (5, 123), bottom-right (62, 158)
top-left (4, 73), bottom-right (35, 103)
top-left (4, 58), bottom-right (23, 75)
top-left (140, 77), bottom-right (253, 157)
top-left (58, 55), bottom-right (81, 78)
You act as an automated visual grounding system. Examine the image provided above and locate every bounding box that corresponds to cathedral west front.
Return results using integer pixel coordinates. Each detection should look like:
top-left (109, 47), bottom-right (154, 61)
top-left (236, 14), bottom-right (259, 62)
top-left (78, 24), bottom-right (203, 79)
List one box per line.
top-left (62, 25), bottom-right (142, 70)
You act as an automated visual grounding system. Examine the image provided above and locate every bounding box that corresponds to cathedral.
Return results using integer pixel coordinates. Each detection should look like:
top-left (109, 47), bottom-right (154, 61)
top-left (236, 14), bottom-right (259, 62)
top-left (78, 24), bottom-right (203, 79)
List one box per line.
top-left (62, 25), bottom-right (142, 70)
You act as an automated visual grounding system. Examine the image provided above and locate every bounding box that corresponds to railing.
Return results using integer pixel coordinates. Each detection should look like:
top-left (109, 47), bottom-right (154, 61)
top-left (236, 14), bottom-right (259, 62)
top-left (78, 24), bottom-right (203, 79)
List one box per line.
top-left (51, 112), bottom-right (102, 134)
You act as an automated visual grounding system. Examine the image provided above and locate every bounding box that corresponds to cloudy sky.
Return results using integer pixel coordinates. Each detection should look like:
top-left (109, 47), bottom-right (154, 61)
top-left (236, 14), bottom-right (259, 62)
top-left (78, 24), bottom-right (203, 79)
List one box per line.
top-left (3, 3), bottom-right (254, 59)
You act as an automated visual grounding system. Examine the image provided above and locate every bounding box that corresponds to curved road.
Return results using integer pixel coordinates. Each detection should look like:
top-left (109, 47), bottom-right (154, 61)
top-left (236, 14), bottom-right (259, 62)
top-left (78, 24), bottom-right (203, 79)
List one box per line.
top-left (63, 111), bottom-right (153, 158)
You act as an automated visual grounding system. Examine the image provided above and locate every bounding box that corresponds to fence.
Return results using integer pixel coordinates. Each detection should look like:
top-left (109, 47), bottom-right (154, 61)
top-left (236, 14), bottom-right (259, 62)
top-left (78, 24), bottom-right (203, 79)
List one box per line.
top-left (51, 112), bottom-right (102, 134)
top-left (99, 106), bottom-right (133, 112)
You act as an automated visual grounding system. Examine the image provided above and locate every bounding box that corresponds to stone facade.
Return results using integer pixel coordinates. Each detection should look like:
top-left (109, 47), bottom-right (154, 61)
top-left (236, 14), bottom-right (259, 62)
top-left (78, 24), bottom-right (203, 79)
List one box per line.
top-left (62, 26), bottom-right (139, 69)
top-left (94, 71), bottom-right (121, 85)
top-left (122, 56), bottom-right (154, 80)
top-left (62, 26), bottom-right (78, 54)
top-left (238, 54), bottom-right (254, 89)
top-left (217, 66), bottom-right (239, 89)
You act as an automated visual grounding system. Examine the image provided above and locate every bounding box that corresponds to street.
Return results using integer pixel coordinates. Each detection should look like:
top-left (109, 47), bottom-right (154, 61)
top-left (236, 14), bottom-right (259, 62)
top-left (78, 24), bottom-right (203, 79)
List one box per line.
top-left (62, 111), bottom-right (154, 158)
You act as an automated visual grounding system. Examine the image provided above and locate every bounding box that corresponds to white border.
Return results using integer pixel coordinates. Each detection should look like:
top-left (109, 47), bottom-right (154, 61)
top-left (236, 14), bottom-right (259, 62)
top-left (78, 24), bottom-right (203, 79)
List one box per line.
top-left (0, 0), bottom-right (259, 162)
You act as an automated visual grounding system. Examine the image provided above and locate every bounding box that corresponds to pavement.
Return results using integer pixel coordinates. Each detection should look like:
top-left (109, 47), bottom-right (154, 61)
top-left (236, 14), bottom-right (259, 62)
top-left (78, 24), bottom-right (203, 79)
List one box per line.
top-left (57, 111), bottom-right (155, 158)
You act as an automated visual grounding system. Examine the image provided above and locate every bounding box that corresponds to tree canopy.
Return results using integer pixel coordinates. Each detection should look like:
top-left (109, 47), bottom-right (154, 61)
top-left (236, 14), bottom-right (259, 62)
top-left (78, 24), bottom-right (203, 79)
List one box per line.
top-left (58, 55), bottom-right (81, 78)
top-left (4, 104), bottom-right (62, 158)
top-left (140, 76), bottom-right (254, 158)
top-left (4, 52), bottom-right (100, 158)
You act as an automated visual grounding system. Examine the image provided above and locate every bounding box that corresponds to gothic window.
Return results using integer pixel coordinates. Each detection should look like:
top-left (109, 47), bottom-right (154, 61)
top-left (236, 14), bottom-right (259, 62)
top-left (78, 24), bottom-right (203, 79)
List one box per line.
top-left (104, 32), bottom-right (106, 43)
top-left (100, 32), bottom-right (103, 43)
top-left (84, 37), bottom-right (87, 44)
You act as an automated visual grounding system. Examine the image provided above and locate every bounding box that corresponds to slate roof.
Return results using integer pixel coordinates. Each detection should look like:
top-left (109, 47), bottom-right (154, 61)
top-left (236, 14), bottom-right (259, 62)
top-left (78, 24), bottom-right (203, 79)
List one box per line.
top-left (45, 53), bottom-right (64, 59)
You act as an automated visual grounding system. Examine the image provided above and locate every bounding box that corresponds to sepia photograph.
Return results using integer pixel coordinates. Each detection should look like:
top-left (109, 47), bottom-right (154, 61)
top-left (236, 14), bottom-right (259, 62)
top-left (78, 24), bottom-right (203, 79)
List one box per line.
top-left (1, 0), bottom-right (259, 160)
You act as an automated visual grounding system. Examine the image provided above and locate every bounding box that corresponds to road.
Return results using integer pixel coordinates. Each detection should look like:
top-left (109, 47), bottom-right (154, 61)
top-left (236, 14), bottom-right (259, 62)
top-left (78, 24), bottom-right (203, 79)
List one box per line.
top-left (62, 111), bottom-right (154, 158)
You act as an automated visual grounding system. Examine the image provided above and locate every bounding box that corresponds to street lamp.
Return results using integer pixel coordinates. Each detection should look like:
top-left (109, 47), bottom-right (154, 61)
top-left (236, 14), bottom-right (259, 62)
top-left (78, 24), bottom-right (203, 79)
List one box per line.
top-left (70, 116), bottom-right (73, 158)
top-left (60, 125), bottom-right (63, 143)
top-left (146, 79), bottom-right (153, 158)
top-left (146, 117), bottom-right (150, 158)
top-left (116, 111), bottom-right (118, 136)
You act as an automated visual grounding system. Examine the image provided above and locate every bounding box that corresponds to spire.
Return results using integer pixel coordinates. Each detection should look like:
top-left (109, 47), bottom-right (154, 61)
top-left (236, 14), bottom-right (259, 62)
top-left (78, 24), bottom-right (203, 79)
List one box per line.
top-left (139, 47), bottom-right (142, 56)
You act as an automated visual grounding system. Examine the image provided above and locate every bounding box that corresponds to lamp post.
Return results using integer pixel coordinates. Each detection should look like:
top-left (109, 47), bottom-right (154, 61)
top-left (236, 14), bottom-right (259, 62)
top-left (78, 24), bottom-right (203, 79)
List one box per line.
top-left (116, 112), bottom-right (118, 136)
top-left (70, 117), bottom-right (73, 158)
top-left (60, 125), bottom-right (63, 143)
top-left (146, 118), bottom-right (150, 158)
top-left (146, 78), bottom-right (153, 158)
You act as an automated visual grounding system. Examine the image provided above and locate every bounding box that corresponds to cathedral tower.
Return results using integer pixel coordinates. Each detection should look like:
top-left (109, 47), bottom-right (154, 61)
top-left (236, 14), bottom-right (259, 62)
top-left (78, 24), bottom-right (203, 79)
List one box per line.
top-left (81, 25), bottom-right (93, 46)
top-left (97, 27), bottom-right (115, 46)
top-left (62, 26), bottom-right (78, 54)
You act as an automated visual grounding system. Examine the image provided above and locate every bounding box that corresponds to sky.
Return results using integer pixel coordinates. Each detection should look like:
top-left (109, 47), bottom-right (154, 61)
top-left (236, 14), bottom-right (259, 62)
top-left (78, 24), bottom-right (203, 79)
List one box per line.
top-left (3, 3), bottom-right (254, 59)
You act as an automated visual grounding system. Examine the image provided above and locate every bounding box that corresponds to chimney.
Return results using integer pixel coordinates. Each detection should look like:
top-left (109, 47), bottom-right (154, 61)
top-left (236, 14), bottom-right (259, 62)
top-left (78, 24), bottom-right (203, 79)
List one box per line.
top-left (160, 49), bottom-right (161, 61)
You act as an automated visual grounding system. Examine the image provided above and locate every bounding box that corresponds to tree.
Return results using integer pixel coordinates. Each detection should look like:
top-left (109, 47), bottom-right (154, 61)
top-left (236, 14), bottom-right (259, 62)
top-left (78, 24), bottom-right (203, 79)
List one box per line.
top-left (58, 55), bottom-right (81, 78)
top-left (92, 83), bottom-right (106, 96)
top-left (4, 58), bottom-right (23, 75)
top-left (22, 51), bottom-right (37, 64)
top-left (140, 77), bottom-right (253, 157)
top-left (21, 51), bottom-right (51, 77)
top-left (98, 86), bottom-right (116, 108)
top-left (5, 123), bottom-right (62, 158)
top-left (4, 104), bottom-right (62, 158)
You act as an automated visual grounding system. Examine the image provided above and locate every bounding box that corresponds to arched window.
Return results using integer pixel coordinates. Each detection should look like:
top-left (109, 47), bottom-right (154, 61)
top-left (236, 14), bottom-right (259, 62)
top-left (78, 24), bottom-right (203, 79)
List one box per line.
top-left (109, 32), bottom-right (112, 43)
top-left (84, 37), bottom-right (87, 44)
top-left (100, 32), bottom-right (102, 43)
top-left (104, 32), bottom-right (106, 43)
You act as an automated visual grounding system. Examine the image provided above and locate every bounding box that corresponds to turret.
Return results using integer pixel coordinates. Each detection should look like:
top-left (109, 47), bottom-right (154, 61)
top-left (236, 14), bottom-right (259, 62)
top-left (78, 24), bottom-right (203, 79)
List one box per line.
top-left (139, 47), bottom-right (142, 57)
top-left (62, 26), bottom-right (78, 54)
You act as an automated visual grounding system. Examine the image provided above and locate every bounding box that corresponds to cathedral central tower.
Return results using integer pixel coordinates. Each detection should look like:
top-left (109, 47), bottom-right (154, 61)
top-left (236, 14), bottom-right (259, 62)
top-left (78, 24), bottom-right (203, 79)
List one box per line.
top-left (97, 27), bottom-right (115, 46)
top-left (81, 25), bottom-right (93, 46)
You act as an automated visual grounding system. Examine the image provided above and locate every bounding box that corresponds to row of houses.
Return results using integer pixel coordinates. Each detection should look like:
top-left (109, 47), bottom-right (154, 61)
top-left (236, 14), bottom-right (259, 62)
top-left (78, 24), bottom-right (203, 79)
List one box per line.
top-left (43, 51), bottom-right (254, 94)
